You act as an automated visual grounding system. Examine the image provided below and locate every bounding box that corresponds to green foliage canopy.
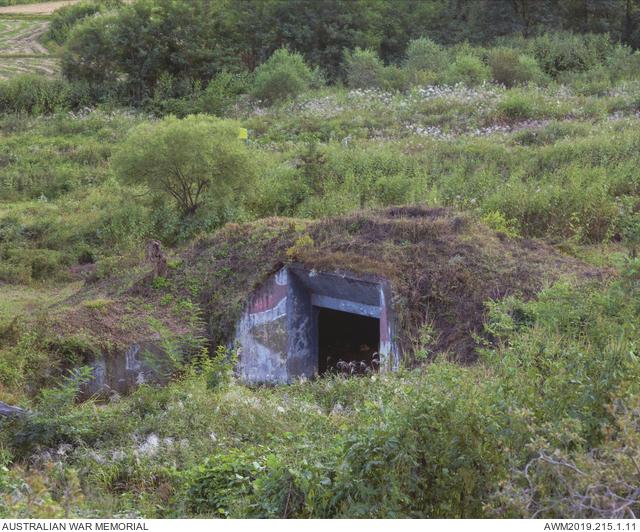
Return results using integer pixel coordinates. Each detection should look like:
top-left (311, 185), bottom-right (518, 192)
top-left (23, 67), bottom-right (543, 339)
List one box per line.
top-left (112, 115), bottom-right (255, 215)
top-left (251, 48), bottom-right (313, 103)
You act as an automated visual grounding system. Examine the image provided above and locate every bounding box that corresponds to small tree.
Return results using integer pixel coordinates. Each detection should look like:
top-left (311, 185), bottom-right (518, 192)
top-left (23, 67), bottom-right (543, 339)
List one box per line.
top-left (112, 115), bottom-right (255, 216)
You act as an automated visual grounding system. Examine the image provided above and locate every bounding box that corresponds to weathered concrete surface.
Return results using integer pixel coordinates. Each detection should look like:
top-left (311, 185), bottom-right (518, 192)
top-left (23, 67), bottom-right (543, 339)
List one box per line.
top-left (235, 265), bottom-right (398, 384)
top-left (236, 269), bottom-right (290, 383)
top-left (0, 401), bottom-right (26, 417)
top-left (83, 341), bottom-right (172, 397)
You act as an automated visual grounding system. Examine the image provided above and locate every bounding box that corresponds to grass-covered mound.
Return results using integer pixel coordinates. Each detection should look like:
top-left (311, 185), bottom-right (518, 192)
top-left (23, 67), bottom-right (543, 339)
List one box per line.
top-left (167, 206), bottom-right (603, 362)
top-left (0, 206), bottom-right (603, 403)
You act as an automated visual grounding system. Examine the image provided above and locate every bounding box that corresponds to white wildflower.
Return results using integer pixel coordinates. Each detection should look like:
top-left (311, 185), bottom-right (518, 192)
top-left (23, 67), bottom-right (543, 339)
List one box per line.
top-left (136, 434), bottom-right (159, 456)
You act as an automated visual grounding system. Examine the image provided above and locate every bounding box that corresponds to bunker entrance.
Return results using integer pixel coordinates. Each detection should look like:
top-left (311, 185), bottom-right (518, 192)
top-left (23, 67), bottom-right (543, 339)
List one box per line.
top-left (237, 265), bottom-right (397, 384)
top-left (317, 308), bottom-right (380, 375)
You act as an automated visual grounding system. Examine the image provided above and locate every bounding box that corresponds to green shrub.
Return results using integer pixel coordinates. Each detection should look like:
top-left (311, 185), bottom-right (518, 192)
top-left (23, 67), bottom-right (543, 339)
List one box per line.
top-left (251, 49), bottom-right (313, 104)
top-left (445, 54), bottom-right (490, 86)
top-left (616, 196), bottom-right (640, 257)
top-left (0, 248), bottom-right (69, 283)
top-left (488, 48), bottom-right (546, 87)
top-left (496, 89), bottom-right (539, 120)
top-left (343, 48), bottom-right (385, 89)
top-left (483, 169), bottom-right (618, 242)
top-left (492, 398), bottom-right (640, 518)
top-left (379, 65), bottom-right (411, 92)
top-left (331, 365), bottom-right (510, 518)
top-left (531, 32), bottom-right (614, 78)
top-left (0, 76), bottom-right (89, 115)
top-left (9, 367), bottom-right (95, 453)
top-left (606, 46), bottom-right (640, 82)
top-left (46, 1), bottom-right (120, 45)
top-left (0, 329), bottom-right (47, 391)
top-left (62, 12), bottom-right (120, 92)
top-left (62, 1), bottom-right (239, 102)
top-left (484, 273), bottom-right (640, 446)
top-left (145, 73), bottom-right (203, 117)
top-left (250, 163), bottom-right (308, 217)
top-left (186, 450), bottom-right (263, 517)
top-left (404, 37), bottom-right (448, 75)
top-left (481, 210), bottom-right (520, 238)
top-left (198, 71), bottom-right (252, 116)
top-left (558, 67), bottom-right (612, 96)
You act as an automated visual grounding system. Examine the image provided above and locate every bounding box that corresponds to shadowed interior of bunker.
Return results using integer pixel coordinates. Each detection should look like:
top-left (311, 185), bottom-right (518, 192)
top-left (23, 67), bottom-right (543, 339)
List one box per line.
top-left (316, 308), bottom-right (380, 374)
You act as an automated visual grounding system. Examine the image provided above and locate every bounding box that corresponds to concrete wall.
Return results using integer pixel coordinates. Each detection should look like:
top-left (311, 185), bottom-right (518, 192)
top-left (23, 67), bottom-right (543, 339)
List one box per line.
top-left (235, 266), bottom-right (399, 384)
top-left (236, 268), bottom-right (290, 384)
top-left (83, 341), bottom-right (172, 398)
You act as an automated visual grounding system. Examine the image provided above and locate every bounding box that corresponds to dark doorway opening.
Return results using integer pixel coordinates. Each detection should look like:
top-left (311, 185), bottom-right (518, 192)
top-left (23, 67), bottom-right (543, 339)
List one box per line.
top-left (317, 308), bottom-right (380, 375)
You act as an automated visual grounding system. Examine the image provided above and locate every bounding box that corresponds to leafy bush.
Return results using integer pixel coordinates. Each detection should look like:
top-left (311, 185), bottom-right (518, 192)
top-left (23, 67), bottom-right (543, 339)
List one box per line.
top-left (344, 47), bottom-right (385, 89)
top-left (492, 400), bottom-right (640, 518)
top-left (9, 367), bottom-right (95, 453)
top-left (198, 72), bottom-right (252, 116)
top-left (62, 1), bottom-right (241, 102)
top-left (531, 32), bottom-right (614, 78)
top-left (558, 67), bottom-right (612, 96)
top-left (46, 1), bottom-right (120, 45)
top-left (186, 450), bottom-right (262, 517)
top-left (143, 73), bottom-right (202, 117)
top-left (481, 210), bottom-right (520, 238)
top-left (0, 76), bottom-right (90, 115)
top-left (251, 49), bottom-right (313, 104)
top-left (404, 37), bottom-right (448, 75)
top-left (379, 65), bottom-right (411, 92)
top-left (0, 248), bottom-right (69, 283)
top-left (61, 13), bottom-right (120, 93)
top-left (606, 46), bottom-right (640, 82)
top-left (334, 368), bottom-right (509, 518)
top-left (445, 54), bottom-right (490, 86)
top-left (484, 274), bottom-right (640, 446)
top-left (488, 48), bottom-right (546, 87)
top-left (250, 163), bottom-right (308, 217)
top-left (496, 89), bottom-right (539, 120)
top-left (0, 327), bottom-right (49, 391)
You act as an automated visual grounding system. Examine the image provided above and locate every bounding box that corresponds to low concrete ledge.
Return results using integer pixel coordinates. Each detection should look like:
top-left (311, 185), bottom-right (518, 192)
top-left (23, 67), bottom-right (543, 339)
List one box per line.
top-left (0, 401), bottom-right (27, 418)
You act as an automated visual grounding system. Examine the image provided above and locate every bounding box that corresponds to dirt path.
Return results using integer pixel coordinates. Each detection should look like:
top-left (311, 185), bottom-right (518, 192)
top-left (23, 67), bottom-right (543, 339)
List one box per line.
top-left (0, 1), bottom-right (79, 14)
top-left (12, 20), bottom-right (48, 53)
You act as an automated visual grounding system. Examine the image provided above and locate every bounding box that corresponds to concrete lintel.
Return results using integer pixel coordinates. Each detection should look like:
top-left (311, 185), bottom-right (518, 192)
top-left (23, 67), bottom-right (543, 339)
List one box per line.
top-left (311, 294), bottom-right (381, 318)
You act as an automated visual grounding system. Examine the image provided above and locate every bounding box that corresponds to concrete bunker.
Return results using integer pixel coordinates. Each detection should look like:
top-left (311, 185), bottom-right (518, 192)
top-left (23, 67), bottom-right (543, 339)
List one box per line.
top-left (235, 265), bottom-right (398, 384)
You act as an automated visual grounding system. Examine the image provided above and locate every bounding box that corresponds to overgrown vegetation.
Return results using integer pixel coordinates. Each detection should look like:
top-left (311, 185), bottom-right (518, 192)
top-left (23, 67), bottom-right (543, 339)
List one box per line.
top-left (2, 0), bottom-right (640, 519)
top-left (2, 271), bottom-right (640, 517)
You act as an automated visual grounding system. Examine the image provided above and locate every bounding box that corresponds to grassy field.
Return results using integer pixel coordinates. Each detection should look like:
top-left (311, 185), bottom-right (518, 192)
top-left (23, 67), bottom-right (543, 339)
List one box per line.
top-left (0, 18), bottom-right (48, 52)
top-left (0, 281), bottom-right (81, 328)
top-left (0, 55), bottom-right (57, 77)
top-left (0, 10), bottom-right (60, 79)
